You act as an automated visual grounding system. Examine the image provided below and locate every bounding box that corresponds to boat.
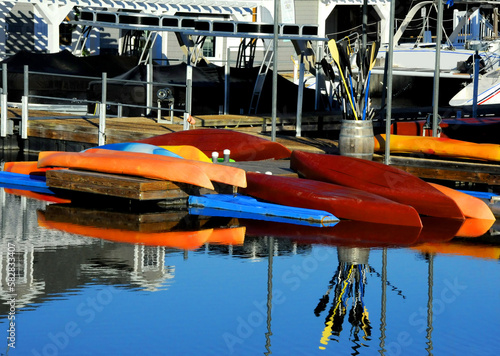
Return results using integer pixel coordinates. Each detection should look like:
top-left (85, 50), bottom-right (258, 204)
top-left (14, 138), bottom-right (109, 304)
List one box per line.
top-left (290, 150), bottom-right (464, 219)
top-left (37, 148), bottom-right (248, 189)
top-left (135, 128), bottom-right (292, 161)
top-left (90, 142), bottom-right (212, 162)
top-left (89, 142), bottom-right (184, 158)
top-left (3, 161), bottom-right (60, 176)
top-left (455, 218), bottom-right (494, 238)
top-left (241, 172), bottom-right (423, 228)
top-left (374, 134), bottom-right (500, 162)
top-left (368, 2), bottom-right (500, 109)
top-left (159, 146), bottom-right (212, 162)
top-left (0, 171), bottom-right (52, 194)
top-left (188, 193), bottom-right (338, 227)
top-left (428, 183), bottom-right (495, 221)
top-left (449, 68), bottom-right (500, 107)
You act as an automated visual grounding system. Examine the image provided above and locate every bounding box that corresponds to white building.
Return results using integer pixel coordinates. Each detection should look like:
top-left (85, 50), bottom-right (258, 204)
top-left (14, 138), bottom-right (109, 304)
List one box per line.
top-left (0, 0), bottom-right (394, 70)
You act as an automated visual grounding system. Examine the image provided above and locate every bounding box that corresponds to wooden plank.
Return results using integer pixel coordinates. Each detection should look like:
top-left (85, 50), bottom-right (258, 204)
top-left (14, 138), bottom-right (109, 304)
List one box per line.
top-left (45, 169), bottom-right (216, 200)
top-left (373, 155), bottom-right (500, 185)
top-left (220, 159), bottom-right (297, 177)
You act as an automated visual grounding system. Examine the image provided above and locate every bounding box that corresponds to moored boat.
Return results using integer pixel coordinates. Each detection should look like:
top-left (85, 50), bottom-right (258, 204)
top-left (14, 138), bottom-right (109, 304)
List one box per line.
top-left (290, 150), bottom-right (464, 220)
top-left (241, 172), bottom-right (422, 228)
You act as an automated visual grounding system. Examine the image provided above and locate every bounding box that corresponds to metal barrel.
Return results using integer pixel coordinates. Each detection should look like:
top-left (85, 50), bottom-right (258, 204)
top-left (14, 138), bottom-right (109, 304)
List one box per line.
top-left (338, 119), bottom-right (374, 160)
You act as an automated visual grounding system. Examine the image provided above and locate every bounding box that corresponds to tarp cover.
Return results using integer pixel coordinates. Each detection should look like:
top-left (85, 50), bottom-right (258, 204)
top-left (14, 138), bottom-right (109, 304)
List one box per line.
top-left (2, 50), bottom-right (319, 115)
top-left (88, 62), bottom-right (318, 115)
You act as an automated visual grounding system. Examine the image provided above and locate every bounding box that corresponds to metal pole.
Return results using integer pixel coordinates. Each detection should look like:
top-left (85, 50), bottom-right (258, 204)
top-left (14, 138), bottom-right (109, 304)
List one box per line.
top-left (224, 49), bottom-right (230, 115)
top-left (21, 65), bottom-right (28, 140)
top-left (1, 63), bottom-right (8, 137)
top-left (472, 51), bottom-right (480, 118)
top-left (362, 0), bottom-right (368, 55)
top-left (146, 52), bottom-right (153, 116)
top-left (296, 53), bottom-right (304, 137)
top-left (271, 0), bottom-right (279, 142)
top-left (384, 0), bottom-right (396, 165)
top-left (99, 72), bottom-right (107, 146)
top-left (432, 0), bottom-right (444, 137)
top-left (184, 62), bottom-right (193, 130)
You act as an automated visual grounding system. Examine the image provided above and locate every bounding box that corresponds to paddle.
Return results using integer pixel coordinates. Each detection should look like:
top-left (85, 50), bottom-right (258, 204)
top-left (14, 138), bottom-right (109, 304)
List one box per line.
top-left (362, 41), bottom-right (379, 120)
top-left (328, 39), bottom-right (359, 120)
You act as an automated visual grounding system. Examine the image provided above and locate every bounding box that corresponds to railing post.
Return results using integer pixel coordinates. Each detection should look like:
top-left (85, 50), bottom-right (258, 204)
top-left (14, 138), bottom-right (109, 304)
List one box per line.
top-left (224, 49), bottom-right (230, 115)
top-left (183, 62), bottom-right (193, 130)
top-left (99, 72), bottom-right (107, 146)
top-left (296, 53), bottom-right (304, 138)
top-left (1, 63), bottom-right (8, 137)
top-left (21, 65), bottom-right (28, 140)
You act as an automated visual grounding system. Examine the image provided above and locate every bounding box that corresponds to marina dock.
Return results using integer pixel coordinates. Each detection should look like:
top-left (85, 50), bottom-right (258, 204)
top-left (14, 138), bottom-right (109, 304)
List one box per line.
top-left (2, 107), bottom-right (500, 202)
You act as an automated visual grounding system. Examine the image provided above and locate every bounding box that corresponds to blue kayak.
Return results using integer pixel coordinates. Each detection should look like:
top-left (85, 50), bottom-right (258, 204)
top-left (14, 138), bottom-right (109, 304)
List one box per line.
top-left (88, 142), bottom-right (183, 158)
top-left (189, 194), bottom-right (339, 227)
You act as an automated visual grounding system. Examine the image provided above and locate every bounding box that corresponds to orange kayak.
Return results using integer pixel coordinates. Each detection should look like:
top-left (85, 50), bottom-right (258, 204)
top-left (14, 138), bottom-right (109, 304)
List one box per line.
top-left (3, 161), bottom-right (61, 176)
top-left (37, 150), bottom-right (215, 190)
top-left (455, 218), bottom-right (494, 238)
top-left (37, 149), bottom-right (247, 189)
top-left (428, 183), bottom-right (495, 220)
top-left (159, 145), bottom-right (212, 163)
top-left (374, 134), bottom-right (500, 162)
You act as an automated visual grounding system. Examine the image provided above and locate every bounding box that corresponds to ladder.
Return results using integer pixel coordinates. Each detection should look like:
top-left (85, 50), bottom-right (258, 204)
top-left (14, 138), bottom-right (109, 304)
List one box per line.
top-left (249, 40), bottom-right (274, 114)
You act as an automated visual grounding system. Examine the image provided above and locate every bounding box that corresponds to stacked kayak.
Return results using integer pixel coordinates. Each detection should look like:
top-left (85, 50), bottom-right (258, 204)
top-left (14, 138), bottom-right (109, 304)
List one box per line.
top-left (290, 150), bottom-right (464, 219)
top-left (37, 148), bottom-right (247, 190)
top-left (242, 172), bottom-right (423, 228)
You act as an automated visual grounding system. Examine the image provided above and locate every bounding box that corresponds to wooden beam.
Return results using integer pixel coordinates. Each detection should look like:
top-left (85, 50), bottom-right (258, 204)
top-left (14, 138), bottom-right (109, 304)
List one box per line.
top-left (46, 169), bottom-right (217, 201)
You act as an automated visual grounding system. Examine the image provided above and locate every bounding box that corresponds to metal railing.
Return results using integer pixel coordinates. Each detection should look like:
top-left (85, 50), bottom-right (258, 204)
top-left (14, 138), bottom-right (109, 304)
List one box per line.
top-left (0, 63), bottom-right (191, 146)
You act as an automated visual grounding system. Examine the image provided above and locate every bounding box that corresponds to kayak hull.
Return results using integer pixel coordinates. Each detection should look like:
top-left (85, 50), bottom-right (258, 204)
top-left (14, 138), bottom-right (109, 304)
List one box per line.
top-left (374, 134), bottom-right (500, 162)
top-left (242, 172), bottom-right (422, 228)
top-left (37, 149), bottom-right (248, 189)
top-left (290, 150), bottom-right (464, 220)
top-left (136, 128), bottom-right (292, 161)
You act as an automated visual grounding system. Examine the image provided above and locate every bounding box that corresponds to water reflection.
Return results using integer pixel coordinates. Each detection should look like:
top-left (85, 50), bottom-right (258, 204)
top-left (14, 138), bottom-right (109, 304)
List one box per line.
top-left (317, 247), bottom-right (372, 350)
top-left (1, 185), bottom-right (499, 355)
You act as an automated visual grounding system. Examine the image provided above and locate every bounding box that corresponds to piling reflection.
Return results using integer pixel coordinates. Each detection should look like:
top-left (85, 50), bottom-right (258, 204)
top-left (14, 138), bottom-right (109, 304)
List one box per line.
top-left (317, 247), bottom-right (372, 350)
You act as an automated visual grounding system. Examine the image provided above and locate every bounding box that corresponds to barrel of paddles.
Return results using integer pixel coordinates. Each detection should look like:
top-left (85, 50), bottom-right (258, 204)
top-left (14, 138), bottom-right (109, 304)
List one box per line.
top-left (338, 119), bottom-right (374, 160)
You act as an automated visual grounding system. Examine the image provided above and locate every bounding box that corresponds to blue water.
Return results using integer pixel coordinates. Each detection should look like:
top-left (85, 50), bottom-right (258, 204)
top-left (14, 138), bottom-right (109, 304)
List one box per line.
top-left (1, 187), bottom-right (499, 355)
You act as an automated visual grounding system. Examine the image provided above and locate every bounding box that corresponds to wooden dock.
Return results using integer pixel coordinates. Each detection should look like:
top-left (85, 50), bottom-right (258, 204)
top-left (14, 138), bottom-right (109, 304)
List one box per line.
top-left (2, 107), bottom-right (500, 190)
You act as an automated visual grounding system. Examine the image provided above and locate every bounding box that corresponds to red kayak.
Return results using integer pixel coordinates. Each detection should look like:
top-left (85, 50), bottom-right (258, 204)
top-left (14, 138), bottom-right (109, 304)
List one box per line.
top-left (242, 172), bottom-right (422, 228)
top-left (290, 150), bottom-right (464, 220)
top-left (135, 128), bottom-right (291, 161)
